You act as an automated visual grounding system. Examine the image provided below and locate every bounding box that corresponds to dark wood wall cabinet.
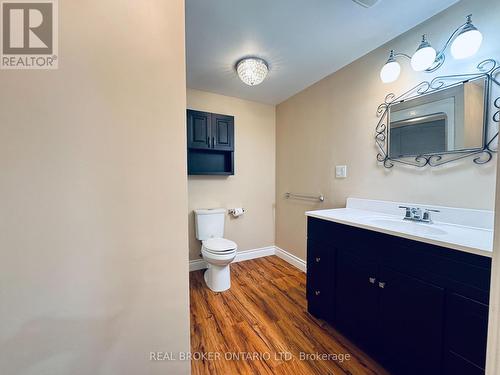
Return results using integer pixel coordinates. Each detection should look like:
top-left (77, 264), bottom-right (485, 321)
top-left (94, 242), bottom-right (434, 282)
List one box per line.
top-left (187, 109), bottom-right (234, 175)
top-left (306, 217), bottom-right (491, 375)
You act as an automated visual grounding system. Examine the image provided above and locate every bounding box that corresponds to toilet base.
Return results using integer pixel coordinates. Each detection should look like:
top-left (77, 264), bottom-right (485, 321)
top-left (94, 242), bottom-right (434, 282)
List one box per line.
top-left (204, 263), bottom-right (231, 292)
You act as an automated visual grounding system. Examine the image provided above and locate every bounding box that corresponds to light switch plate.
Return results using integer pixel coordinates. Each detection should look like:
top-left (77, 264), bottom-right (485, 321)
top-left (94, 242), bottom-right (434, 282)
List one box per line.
top-left (335, 165), bottom-right (347, 178)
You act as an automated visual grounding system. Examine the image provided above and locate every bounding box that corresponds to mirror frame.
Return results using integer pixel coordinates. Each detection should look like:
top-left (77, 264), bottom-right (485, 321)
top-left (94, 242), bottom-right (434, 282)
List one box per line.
top-left (376, 59), bottom-right (500, 168)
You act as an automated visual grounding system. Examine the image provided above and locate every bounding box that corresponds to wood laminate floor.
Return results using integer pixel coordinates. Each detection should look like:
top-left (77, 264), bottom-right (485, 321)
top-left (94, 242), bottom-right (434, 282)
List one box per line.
top-left (189, 256), bottom-right (389, 375)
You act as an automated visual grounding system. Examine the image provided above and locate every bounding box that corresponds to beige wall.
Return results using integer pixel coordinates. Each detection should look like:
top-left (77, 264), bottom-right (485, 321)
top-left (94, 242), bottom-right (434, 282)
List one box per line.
top-left (276, 0), bottom-right (500, 261)
top-left (464, 80), bottom-right (486, 148)
top-left (0, 1), bottom-right (190, 374)
top-left (187, 89), bottom-right (275, 260)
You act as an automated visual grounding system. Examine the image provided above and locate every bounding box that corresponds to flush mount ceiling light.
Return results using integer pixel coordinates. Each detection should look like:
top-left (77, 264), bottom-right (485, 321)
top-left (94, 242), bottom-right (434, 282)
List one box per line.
top-left (380, 14), bottom-right (483, 83)
top-left (236, 57), bottom-right (269, 86)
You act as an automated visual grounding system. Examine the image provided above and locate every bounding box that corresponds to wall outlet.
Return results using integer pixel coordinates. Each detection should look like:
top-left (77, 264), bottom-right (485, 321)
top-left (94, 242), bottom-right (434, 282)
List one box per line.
top-left (335, 165), bottom-right (347, 178)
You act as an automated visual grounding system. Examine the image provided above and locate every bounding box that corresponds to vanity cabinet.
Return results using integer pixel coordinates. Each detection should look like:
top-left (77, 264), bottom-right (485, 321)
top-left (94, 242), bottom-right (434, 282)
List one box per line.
top-left (306, 217), bottom-right (491, 375)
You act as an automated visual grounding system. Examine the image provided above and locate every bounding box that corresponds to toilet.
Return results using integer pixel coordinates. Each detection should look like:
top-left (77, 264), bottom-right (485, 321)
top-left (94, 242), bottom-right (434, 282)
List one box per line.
top-left (194, 208), bottom-right (237, 292)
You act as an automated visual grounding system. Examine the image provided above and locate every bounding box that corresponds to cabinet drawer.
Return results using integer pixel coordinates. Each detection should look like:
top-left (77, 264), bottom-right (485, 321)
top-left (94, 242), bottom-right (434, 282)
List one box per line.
top-left (381, 242), bottom-right (491, 303)
top-left (307, 241), bottom-right (331, 274)
top-left (446, 293), bottom-right (488, 370)
top-left (306, 239), bottom-right (335, 321)
top-left (307, 284), bottom-right (333, 320)
top-left (307, 217), bottom-right (338, 244)
top-left (307, 239), bottom-right (334, 275)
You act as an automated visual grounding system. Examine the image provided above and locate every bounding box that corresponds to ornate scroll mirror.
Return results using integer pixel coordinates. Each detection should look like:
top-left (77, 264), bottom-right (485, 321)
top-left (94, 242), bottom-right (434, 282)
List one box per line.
top-left (376, 60), bottom-right (500, 168)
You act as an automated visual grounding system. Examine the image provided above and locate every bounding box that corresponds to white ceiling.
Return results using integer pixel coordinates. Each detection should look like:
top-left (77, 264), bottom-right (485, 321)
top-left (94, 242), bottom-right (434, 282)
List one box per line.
top-left (186, 0), bottom-right (459, 105)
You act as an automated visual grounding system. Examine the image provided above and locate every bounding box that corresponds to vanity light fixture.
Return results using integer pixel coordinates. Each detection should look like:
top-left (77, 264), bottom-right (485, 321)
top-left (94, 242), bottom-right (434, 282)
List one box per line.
top-left (380, 14), bottom-right (483, 83)
top-left (236, 57), bottom-right (269, 86)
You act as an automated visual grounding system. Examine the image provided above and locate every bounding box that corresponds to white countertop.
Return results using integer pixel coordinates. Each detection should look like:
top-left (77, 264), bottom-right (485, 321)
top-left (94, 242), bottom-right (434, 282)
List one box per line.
top-left (306, 198), bottom-right (494, 258)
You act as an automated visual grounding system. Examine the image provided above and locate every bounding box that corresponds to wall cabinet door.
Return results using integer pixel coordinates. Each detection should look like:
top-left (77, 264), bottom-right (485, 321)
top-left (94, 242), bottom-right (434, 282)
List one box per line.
top-left (306, 240), bottom-right (335, 321)
top-left (187, 110), bottom-right (211, 149)
top-left (335, 250), bottom-right (379, 353)
top-left (211, 114), bottom-right (234, 151)
top-left (378, 266), bottom-right (445, 375)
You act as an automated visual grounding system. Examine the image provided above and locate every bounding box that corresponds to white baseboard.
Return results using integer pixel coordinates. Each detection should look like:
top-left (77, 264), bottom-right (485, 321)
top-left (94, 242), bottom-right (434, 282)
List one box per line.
top-left (189, 245), bottom-right (306, 273)
top-left (275, 246), bottom-right (307, 273)
top-left (189, 258), bottom-right (208, 272)
top-left (235, 246), bottom-right (276, 262)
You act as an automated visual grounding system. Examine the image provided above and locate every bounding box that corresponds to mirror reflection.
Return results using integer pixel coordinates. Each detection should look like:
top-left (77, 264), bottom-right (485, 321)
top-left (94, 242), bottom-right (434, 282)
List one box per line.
top-left (389, 77), bottom-right (486, 158)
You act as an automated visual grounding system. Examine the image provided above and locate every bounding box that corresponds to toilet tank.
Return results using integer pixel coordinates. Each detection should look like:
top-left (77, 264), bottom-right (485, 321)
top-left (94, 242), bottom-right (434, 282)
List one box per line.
top-left (194, 208), bottom-right (226, 240)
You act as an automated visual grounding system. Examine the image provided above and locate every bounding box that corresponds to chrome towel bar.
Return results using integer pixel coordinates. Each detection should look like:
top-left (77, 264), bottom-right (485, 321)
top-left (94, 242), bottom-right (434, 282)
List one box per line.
top-left (285, 192), bottom-right (324, 202)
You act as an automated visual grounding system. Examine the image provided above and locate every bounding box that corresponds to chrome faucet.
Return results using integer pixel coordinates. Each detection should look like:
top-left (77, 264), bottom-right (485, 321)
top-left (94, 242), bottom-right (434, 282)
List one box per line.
top-left (399, 206), bottom-right (440, 223)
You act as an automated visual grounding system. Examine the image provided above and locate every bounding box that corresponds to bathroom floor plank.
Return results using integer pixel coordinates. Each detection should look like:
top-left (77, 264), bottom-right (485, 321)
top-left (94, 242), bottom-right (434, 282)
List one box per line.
top-left (190, 256), bottom-right (389, 375)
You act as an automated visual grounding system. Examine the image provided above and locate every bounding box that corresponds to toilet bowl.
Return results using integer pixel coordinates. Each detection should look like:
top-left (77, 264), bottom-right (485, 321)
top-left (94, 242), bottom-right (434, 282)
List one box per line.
top-left (201, 238), bottom-right (237, 292)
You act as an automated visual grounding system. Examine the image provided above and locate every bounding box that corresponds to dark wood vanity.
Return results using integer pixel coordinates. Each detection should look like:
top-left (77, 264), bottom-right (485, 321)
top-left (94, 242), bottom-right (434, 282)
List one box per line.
top-left (306, 216), bottom-right (491, 375)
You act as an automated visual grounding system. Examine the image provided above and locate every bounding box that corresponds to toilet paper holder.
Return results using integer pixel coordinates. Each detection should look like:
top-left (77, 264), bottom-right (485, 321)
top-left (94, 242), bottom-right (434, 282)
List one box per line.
top-left (228, 208), bottom-right (246, 217)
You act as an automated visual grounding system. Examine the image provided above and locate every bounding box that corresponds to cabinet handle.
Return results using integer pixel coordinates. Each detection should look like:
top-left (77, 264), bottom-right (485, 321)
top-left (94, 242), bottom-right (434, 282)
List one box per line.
top-left (369, 277), bottom-right (376, 284)
top-left (378, 282), bottom-right (386, 289)
top-left (315, 290), bottom-right (321, 296)
top-left (315, 257), bottom-right (321, 263)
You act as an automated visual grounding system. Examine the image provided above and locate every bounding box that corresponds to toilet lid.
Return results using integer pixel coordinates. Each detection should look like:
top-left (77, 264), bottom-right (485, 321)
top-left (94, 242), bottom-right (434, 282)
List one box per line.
top-left (203, 238), bottom-right (237, 252)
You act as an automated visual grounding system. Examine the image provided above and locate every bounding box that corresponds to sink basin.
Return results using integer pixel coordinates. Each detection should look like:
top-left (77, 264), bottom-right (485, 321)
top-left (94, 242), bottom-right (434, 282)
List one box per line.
top-left (367, 218), bottom-right (447, 236)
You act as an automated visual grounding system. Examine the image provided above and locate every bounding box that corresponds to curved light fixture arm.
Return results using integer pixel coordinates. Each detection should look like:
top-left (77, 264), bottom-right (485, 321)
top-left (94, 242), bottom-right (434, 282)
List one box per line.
top-left (393, 52), bottom-right (411, 60)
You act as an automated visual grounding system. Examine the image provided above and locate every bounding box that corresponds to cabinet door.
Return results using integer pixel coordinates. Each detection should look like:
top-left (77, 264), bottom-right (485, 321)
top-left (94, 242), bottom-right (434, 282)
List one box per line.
top-left (187, 110), bottom-right (211, 149)
top-left (378, 266), bottom-right (445, 375)
top-left (306, 239), bottom-right (334, 321)
top-left (445, 293), bottom-right (488, 373)
top-left (335, 250), bottom-right (379, 353)
top-left (211, 114), bottom-right (234, 151)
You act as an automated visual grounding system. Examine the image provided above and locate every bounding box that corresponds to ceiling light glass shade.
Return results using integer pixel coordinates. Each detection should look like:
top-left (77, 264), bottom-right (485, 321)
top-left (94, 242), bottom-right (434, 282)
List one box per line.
top-left (450, 27), bottom-right (483, 59)
top-left (380, 60), bottom-right (401, 83)
top-left (236, 58), bottom-right (269, 86)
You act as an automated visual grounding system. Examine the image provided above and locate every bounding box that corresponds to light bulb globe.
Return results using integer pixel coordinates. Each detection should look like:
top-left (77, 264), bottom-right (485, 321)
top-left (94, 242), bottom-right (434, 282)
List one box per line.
top-left (451, 29), bottom-right (483, 59)
top-left (411, 46), bottom-right (437, 71)
top-left (380, 61), bottom-right (401, 83)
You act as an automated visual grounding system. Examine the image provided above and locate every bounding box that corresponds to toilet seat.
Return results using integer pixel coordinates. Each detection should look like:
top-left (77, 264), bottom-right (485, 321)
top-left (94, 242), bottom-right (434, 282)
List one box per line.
top-left (202, 238), bottom-right (237, 253)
